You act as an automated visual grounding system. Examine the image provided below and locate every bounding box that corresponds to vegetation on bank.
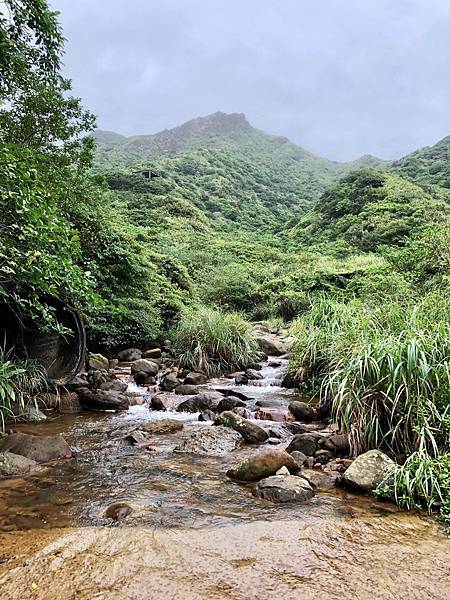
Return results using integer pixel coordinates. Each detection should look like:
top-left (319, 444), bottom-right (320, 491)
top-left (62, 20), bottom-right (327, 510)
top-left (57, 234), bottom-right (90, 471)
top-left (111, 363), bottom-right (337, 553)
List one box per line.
top-left (171, 306), bottom-right (260, 376)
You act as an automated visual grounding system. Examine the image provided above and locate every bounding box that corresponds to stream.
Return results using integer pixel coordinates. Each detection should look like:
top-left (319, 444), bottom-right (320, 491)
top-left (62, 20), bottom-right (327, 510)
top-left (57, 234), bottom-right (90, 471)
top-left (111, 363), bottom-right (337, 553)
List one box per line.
top-left (0, 357), bottom-right (448, 599)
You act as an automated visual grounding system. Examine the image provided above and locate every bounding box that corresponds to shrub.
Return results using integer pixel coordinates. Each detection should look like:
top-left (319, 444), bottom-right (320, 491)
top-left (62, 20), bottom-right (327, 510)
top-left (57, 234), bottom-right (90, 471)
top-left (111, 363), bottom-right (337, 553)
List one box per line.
top-left (171, 305), bottom-right (260, 376)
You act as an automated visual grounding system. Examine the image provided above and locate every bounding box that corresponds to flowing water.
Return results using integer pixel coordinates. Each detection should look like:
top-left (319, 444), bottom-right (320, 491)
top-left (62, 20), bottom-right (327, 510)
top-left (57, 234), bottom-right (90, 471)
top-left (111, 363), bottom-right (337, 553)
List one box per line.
top-left (0, 357), bottom-right (448, 599)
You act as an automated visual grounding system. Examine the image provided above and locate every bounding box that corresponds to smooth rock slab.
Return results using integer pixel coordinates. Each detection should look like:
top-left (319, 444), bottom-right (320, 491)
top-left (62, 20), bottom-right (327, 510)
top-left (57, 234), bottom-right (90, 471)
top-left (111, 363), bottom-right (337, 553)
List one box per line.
top-left (140, 419), bottom-right (184, 435)
top-left (173, 426), bottom-right (244, 456)
top-left (252, 475), bottom-right (315, 503)
top-left (343, 449), bottom-right (395, 492)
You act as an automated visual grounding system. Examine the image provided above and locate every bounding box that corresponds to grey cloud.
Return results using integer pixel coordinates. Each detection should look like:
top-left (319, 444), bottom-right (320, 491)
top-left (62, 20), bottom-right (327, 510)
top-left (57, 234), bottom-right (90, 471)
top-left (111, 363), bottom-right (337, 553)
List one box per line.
top-left (51, 0), bottom-right (450, 160)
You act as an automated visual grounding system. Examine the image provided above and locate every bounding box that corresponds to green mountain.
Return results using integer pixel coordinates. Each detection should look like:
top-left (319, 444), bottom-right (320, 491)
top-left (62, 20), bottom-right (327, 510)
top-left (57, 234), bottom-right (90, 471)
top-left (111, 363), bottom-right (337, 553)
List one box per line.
top-left (94, 112), bottom-right (349, 230)
top-left (389, 135), bottom-right (450, 195)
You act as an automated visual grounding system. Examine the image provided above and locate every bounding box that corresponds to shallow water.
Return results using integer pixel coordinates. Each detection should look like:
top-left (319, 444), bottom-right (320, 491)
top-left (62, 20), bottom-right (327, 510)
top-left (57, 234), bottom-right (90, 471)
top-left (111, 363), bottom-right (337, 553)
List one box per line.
top-left (0, 357), bottom-right (448, 599)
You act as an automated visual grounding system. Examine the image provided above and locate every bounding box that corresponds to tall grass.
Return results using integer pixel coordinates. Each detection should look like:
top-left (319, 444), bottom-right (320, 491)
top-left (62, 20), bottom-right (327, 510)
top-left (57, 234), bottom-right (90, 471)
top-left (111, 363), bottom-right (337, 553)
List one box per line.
top-left (0, 348), bottom-right (48, 429)
top-left (289, 292), bottom-right (450, 457)
top-left (171, 305), bottom-right (260, 376)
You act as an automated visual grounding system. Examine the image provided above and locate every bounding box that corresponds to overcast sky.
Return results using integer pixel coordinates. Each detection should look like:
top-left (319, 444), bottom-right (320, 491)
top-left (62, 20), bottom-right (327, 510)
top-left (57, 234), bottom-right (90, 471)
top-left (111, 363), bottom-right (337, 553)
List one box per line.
top-left (51, 0), bottom-right (450, 161)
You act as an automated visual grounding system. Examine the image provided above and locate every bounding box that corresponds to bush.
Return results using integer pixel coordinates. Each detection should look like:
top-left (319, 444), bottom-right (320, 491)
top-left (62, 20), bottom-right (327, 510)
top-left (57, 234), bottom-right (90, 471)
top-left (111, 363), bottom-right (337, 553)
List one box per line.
top-left (171, 305), bottom-right (260, 376)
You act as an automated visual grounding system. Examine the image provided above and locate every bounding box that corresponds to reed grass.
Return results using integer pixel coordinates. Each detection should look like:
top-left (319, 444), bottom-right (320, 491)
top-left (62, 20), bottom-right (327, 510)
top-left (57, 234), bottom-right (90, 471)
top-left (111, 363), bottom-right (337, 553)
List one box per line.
top-left (171, 305), bottom-right (260, 376)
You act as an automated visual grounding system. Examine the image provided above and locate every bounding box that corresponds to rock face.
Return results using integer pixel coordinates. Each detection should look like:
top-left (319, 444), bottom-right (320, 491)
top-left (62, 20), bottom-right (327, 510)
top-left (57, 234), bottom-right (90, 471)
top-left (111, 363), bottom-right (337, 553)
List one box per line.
top-left (343, 450), bottom-right (395, 492)
top-left (227, 450), bottom-right (300, 482)
top-left (174, 426), bottom-right (243, 456)
top-left (140, 419), bottom-right (183, 435)
top-left (286, 433), bottom-right (318, 456)
top-left (288, 401), bottom-right (316, 423)
top-left (215, 411), bottom-right (268, 444)
top-left (184, 372), bottom-right (208, 385)
top-left (252, 474), bottom-right (315, 503)
top-left (160, 372), bottom-right (181, 392)
top-left (117, 348), bottom-right (142, 362)
top-left (256, 335), bottom-right (287, 356)
top-left (130, 359), bottom-right (159, 376)
top-left (88, 353), bottom-right (109, 371)
top-left (0, 451), bottom-right (39, 477)
top-left (0, 433), bottom-right (72, 463)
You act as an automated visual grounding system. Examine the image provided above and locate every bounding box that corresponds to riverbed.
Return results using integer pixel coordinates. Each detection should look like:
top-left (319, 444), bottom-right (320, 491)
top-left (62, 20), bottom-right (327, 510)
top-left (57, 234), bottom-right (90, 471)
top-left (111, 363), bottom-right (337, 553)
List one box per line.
top-left (0, 358), bottom-right (448, 599)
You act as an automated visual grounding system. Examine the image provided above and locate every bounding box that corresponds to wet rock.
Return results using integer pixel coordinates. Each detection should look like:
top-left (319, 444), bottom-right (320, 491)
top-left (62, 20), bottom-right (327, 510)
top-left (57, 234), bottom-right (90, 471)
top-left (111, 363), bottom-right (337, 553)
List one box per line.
top-left (252, 474), bottom-right (315, 503)
top-left (150, 394), bottom-right (167, 411)
top-left (276, 466), bottom-right (290, 475)
top-left (284, 422), bottom-right (310, 435)
top-left (198, 410), bottom-right (216, 422)
top-left (127, 394), bottom-right (146, 406)
top-left (247, 363), bottom-right (263, 371)
top-left (281, 371), bottom-right (297, 388)
top-left (18, 405), bottom-right (47, 422)
top-left (109, 358), bottom-right (119, 369)
top-left (78, 388), bottom-right (129, 411)
top-left (227, 449), bottom-right (300, 482)
top-left (0, 433), bottom-right (72, 463)
top-left (59, 392), bottom-right (81, 414)
top-left (215, 389), bottom-right (253, 402)
top-left (196, 391), bottom-right (224, 404)
top-left (215, 411), bottom-right (269, 444)
top-left (268, 437), bottom-right (281, 445)
top-left (66, 374), bottom-right (89, 390)
top-left (174, 426), bottom-right (244, 456)
top-left (343, 450), bottom-right (395, 493)
top-left (117, 348), bottom-right (142, 362)
top-left (268, 361), bottom-right (282, 368)
top-left (290, 451), bottom-right (308, 467)
top-left (256, 335), bottom-right (288, 356)
top-left (143, 348), bottom-right (162, 359)
top-left (177, 394), bottom-right (217, 413)
top-left (133, 371), bottom-right (155, 386)
top-left (234, 374), bottom-right (248, 385)
top-left (323, 433), bottom-right (351, 456)
top-left (160, 372), bottom-right (181, 392)
top-left (255, 399), bottom-right (283, 408)
top-left (100, 380), bottom-right (128, 393)
top-left (314, 450), bottom-right (332, 465)
top-left (217, 397), bottom-right (246, 413)
top-left (286, 433), bottom-right (318, 456)
top-left (184, 372), bottom-right (208, 385)
top-left (88, 353), bottom-right (109, 371)
top-left (131, 359), bottom-right (159, 377)
top-left (254, 408), bottom-right (289, 422)
top-left (245, 368), bottom-right (263, 381)
top-left (126, 431), bottom-right (148, 445)
top-left (175, 384), bottom-right (202, 396)
top-left (102, 502), bottom-right (134, 521)
top-left (0, 452), bottom-right (39, 478)
top-left (288, 401), bottom-right (316, 423)
top-left (140, 419), bottom-right (183, 435)
top-left (233, 407), bottom-right (253, 419)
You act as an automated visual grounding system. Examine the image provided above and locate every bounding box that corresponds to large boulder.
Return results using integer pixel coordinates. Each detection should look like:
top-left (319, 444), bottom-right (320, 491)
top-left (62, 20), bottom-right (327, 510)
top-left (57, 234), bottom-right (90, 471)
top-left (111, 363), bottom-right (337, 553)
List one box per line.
top-left (175, 384), bottom-right (202, 396)
top-left (78, 388), bottom-right (129, 411)
top-left (286, 433), bottom-right (318, 456)
top-left (215, 411), bottom-right (268, 444)
top-left (140, 419), bottom-right (183, 435)
top-left (0, 433), bottom-right (72, 463)
top-left (256, 335), bottom-right (288, 357)
top-left (0, 451), bottom-right (39, 478)
top-left (88, 353), bottom-right (109, 371)
top-left (252, 474), bottom-right (315, 503)
top-left (100, 380), bottom-right (128, 393)
top-left (343, 450), bottom-right (395, 492)
top-left (177, 395), bottom-right (215, 413)
top-left (117, 348), bottom-right (142, 362)
top-left (130, 359), bottom-right (159, 376)
top-left (217, 397), bottom-right (246, 413)
top-left (184, 372), bottom-right (208, 385)
top-left (160, 372), bottom-right (181, 392)
top-left (288, 401), bottom-right (316, 423)
top-left (143, 348), bottom-right (162, 359)
top-left (227, 449), bottom-right (299, 482)
top-left (174, 426), bottom-right (244, 456)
